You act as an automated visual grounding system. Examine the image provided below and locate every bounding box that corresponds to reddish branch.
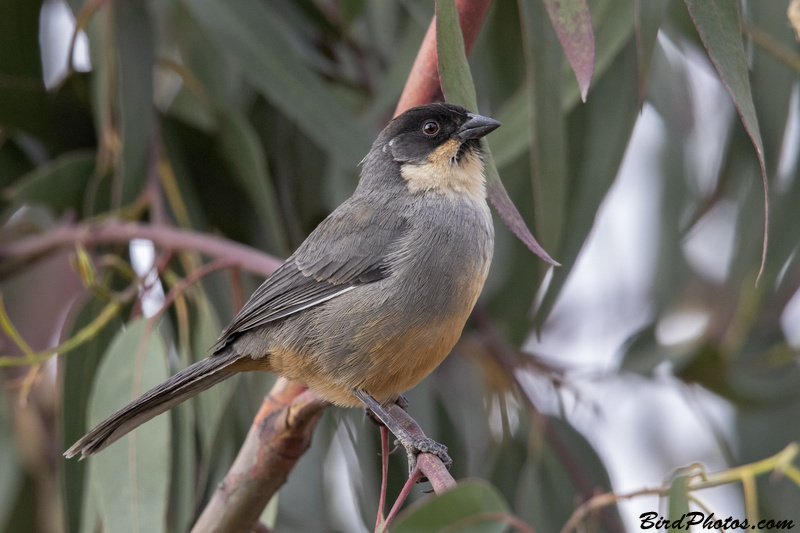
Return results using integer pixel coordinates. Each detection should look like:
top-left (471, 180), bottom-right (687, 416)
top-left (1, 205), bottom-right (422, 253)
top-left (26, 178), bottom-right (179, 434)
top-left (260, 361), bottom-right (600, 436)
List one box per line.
top-left (0, 220), bottom-right (282, 278)
top-left (190, 379), bottom-right (327, 533)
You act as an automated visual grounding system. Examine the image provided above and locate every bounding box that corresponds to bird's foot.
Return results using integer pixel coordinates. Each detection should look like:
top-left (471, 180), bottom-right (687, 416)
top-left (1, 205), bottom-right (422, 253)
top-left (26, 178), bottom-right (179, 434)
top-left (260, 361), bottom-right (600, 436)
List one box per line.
top-left (396, 433), bottom-right (452, 474)
top-left (353, 390), bottom-right (452, 478)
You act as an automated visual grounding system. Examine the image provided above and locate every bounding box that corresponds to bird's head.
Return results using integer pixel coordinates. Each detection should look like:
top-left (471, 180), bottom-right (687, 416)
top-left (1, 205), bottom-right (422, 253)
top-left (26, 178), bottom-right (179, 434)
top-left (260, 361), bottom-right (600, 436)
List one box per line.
top-left (362, 103), bottom-right (501, 200)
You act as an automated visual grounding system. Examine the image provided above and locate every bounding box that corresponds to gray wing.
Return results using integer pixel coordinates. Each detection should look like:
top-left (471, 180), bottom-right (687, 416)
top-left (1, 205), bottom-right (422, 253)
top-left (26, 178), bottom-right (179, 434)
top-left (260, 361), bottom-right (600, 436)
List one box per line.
top-left (214, 198), bottom-right (408, 350)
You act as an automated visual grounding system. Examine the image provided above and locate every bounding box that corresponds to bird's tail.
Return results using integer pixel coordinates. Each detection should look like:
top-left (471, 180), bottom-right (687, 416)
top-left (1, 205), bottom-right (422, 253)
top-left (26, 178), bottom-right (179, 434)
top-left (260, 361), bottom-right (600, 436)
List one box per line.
top-left (64, 350), bottom-right (240, 459)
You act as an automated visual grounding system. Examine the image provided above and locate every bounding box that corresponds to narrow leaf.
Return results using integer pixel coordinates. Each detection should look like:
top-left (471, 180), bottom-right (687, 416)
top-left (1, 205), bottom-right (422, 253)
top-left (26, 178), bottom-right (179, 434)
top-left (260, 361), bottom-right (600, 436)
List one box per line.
top-left (113, 0), bottom-right (155, 207)
top-left (182, 0), bottom-right (370, 165)
top-left (533, 39), bottom-right (641, 327)
top-left (635, 0), bottom-right (668, 105)
top-left (0, 402), bottom-right (21, 529)
top-left (86, 319), bottom-right (170, 533)
top-left (435, 0), bottom-right (478, 110)
top-left (667, 473), bottom-right (691, 532)
top-left (435, 0), bottom-right (558, 265)
top-left (62, 297), bottom-right (123, 533)
top-left (520, 0), bottom-right (568, 259)
top-left (542, 0), bottom-right (595, 101)
top-left (684, 0), bottom-right (769, 280)
top-left (217, 111), bottom-right (289, 255)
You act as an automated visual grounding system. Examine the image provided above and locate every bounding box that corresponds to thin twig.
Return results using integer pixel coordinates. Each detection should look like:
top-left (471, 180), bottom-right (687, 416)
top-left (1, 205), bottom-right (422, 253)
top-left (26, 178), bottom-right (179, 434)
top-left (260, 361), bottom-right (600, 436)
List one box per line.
top-left (0, 220), bottom-right (282, 278)
top-left (375, 426), bottom-right (390, 533)
top-left (381, 466), bottom-right (423, 533)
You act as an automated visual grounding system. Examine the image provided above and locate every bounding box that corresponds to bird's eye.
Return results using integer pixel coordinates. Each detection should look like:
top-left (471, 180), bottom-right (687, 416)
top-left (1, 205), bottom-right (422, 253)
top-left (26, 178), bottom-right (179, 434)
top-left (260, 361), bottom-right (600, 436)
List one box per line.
top-left (422, 121), bottom-right (439, 135)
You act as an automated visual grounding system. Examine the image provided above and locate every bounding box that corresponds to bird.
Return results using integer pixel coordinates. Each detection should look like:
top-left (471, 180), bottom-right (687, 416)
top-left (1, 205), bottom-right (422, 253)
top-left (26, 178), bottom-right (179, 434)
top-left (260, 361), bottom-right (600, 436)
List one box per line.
top-left (65, 102), bottom-right (500, 471)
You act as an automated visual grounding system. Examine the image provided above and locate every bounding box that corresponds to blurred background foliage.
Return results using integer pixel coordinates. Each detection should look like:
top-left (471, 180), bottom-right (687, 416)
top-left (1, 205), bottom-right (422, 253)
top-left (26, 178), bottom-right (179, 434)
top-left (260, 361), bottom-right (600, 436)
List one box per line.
top-left (0, 0), bottom-right (799, 531)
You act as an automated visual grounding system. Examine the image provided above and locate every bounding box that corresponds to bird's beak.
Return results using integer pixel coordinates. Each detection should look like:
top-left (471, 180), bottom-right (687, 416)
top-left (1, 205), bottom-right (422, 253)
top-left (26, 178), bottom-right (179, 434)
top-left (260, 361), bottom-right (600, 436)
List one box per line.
top-left (456, 113), bottom-right (502, 141)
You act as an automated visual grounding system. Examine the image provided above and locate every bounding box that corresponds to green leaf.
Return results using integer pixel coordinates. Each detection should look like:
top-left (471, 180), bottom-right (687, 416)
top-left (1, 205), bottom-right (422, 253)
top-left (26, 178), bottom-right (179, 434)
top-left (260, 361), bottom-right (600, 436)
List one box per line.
top-left (191, 301), bottom-right (236, 458)
top-left (534, 38), bottom-right (641, 327)
top-left (541, 0), bottom-right (595, 101)
top-left (62, 297), bottom-right (125, 533)
top-left (520, 0), bottom-right (568, 258)
top-left (6, 151), bottom-right (96, 213)
top-left (667, 473), bottom-right (691, 532)
top-left (436, 0), bottom-right (558, 265)
top-left (435, 0), bottom-right (478, 110)
top-left (488, 88), bottom-right (530, 169)
top-left (0, 397), bottom-right (21, 530)
top-left (182, 0), bottom-right (370, 165)
top-left (635, 0), bottom-right (668, 104)
top-left (392, 480), bottom-right (512, 533)
top-left (85, 319), bottom-right (170, 533)
top-left (0, 0), bottom-right (46, 138)
top-left (217, 112), bottom-right (289, 256)
top-left (113, 1), bottom-right (155, 207)
top-left (519, 416), bottom-right (624, 533)
top-left (683, 0), bottom-right (769, 278)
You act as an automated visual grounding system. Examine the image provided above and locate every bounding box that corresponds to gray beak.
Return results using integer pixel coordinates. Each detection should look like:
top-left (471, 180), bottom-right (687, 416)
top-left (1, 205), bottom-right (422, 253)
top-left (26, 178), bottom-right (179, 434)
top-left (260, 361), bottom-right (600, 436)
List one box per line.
top-left (456, 113), bottom-right (502, 141)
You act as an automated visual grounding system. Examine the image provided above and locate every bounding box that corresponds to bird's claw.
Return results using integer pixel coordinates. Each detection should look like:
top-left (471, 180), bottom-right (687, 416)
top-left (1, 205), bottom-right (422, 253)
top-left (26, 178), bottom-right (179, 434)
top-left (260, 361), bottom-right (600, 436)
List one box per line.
top-left (400, 435), bottom-right (452, 476)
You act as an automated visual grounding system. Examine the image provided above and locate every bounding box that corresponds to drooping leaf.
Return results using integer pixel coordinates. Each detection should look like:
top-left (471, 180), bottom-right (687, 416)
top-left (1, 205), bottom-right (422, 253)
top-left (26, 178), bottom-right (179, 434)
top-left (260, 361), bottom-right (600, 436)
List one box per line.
top-left (62, 297), bottom-right (126, 533)
top-left (519, 0), bottom-right (568, 258)
top-left (635, 0), bottom-right (668, 104)
top-left (113, 0), bottom-right (155, 207)
top-left (541, 0), bottom-right (595, 101)
top-left (436, 0), bottom-right (558, 266)
top-left (519, 416), bottom-right (624, 533)
top-left (182, 0), bottom-right (371, 165)
top-left (534, 38), bottom-right (641, 327)
top-left (666, 473), bottom-right (691, 532)
top-left (191, 300), bottom-right (236, 458)
top-left (0, 0), bottom-right (46, 138)
top-left (683, 0), bottom-right (769, 279)
top-left (217, 111), bottom-right (289, 256)
top-left (85, 319), bottom-right (170, 533)
top-left (0, 396), bottom-right (21, 530)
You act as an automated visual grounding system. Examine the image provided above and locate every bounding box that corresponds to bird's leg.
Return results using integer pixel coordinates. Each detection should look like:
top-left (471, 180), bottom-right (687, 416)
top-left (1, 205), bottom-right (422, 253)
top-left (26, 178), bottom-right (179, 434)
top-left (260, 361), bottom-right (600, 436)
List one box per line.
top-left (353, 390), bottom-right (452, 474)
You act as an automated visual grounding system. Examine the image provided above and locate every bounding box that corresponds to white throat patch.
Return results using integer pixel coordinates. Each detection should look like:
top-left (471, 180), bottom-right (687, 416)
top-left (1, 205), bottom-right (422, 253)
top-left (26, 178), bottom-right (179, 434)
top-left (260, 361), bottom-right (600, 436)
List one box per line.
top-left (400, 139), bottom-right (486, 204)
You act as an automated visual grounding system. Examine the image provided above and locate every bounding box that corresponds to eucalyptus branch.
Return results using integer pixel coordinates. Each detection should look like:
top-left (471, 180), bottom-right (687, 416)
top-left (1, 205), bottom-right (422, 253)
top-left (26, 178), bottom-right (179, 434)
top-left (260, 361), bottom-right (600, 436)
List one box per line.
top-left (190, 379), bottom-right (328, 533)
top-left (0, 220), bottom-right (282, 278)
top-left (558, 442), bottom-right (800, 533)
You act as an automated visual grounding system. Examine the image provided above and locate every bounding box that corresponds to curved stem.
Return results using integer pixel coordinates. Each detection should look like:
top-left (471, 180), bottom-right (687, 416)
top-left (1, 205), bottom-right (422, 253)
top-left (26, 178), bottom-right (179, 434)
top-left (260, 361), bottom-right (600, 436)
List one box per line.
top-left (0, 220), bottom-right (282, 278)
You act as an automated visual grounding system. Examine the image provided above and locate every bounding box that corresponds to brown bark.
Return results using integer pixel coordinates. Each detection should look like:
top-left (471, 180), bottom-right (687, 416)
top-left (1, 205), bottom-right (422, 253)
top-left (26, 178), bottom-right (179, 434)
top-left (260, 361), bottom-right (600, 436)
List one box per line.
top-left (190, 380), bottom-right (327, 533)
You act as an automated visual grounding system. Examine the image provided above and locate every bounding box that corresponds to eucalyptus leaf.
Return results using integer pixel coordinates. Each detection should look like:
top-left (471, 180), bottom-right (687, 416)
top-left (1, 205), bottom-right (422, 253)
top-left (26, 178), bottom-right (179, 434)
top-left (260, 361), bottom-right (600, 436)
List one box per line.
top-left (182, 0), bottom-right (370, 165)
top-left (217, 111), bottom-right (289, 256)
top-left (62, 297), bottom-right (125, 533)
top-left (392, 480), bottom-right (512, 533)
top-left (541, 0), bottom-right (595, 101)
top-left (85, 319), bottom-right (170, 533)
top-left (683, 0), bottom-right (769, 277)
top-left (113, 0), bottom-right (155, 207)
top-left (436, 0), bottom-right (558, 266)
top-left (666, 473), bottom-right (691, 532)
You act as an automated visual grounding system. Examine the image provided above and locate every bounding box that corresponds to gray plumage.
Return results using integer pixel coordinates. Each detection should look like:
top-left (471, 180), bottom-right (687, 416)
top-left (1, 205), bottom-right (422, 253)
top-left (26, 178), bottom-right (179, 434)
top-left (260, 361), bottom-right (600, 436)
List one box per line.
top-left (65, 103), bottom-right (498, 460)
